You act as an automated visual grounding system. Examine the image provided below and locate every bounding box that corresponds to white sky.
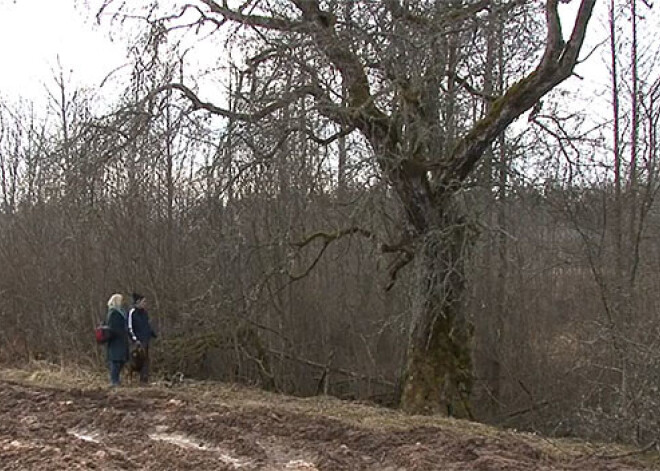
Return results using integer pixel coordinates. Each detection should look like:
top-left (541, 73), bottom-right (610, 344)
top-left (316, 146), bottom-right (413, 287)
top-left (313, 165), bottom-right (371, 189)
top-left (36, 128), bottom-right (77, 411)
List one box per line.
top-left (0, 0), bottom-right (126, 102)
top-left (0, 0), bottom-right (656, 115)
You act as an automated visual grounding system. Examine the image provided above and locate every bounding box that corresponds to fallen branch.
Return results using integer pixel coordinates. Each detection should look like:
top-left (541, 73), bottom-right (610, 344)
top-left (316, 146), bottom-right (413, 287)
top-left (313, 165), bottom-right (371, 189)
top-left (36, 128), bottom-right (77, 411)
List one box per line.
top-left (269, 348), bottom-right (395, 388)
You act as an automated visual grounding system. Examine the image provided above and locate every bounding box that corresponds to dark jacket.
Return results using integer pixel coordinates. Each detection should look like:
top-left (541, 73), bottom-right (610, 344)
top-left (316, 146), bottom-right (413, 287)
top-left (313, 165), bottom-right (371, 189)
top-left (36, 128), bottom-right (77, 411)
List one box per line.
top-left (128, 306), bottom-right (157, 344)
top-left (106, 307), bottom-right (129, 362)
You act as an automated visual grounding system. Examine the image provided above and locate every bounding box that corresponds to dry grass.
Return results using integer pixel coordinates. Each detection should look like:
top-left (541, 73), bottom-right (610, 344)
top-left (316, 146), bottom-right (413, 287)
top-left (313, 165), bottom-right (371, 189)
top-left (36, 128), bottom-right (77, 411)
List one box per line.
top-left (0, 362), bottom-right (658, 468)
top-left (0, 360), bottom-right (107, 389)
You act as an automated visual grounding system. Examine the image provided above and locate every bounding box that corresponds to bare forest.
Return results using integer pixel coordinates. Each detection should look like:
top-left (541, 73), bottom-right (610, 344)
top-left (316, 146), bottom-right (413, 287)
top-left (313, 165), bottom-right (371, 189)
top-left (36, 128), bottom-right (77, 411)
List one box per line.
top-left (1, 0), bottom-right (659, 448)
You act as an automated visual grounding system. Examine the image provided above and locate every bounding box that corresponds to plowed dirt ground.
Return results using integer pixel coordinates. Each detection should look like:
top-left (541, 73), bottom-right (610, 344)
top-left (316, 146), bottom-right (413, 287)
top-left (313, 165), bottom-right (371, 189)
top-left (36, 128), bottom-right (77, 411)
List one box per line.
top-left (0, 367), bottom-right (657, 470)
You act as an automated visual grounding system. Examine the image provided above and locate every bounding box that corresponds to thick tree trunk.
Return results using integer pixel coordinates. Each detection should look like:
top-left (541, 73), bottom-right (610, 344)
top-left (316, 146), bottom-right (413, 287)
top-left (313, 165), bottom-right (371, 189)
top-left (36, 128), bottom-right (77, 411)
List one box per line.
top-left (400, 215), bottom-right (474, 417)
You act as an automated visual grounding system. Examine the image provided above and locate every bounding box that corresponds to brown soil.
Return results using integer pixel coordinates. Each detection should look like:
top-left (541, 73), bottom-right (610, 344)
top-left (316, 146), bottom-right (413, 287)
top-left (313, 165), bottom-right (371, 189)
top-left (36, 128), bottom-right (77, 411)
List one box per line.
top-left (0, 371), bottom-right (656, 470)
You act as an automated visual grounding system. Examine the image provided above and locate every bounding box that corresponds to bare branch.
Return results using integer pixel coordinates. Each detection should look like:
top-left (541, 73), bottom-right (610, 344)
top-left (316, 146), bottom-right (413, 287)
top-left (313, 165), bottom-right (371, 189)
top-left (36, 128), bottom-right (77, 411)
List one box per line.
top-left (293, 227), bottom-right (374, 249)
top-left (290, 227), bottom-right (375, 281)
top-left (291, 0), bottom-right (390, 136)
top-left (448, 72), bottom-right (498, 102)
top-left (541, 0), bottom-right (565, 69)
top-left (199, 0), bottom-right (300, 31)
top-left (304, 125), bottom-right (356, 146)
top-left (438, 0), bottom-right (597, 195)
top-left (150, 82), bottom-right (321, 122)
top-left (384, 0), bottom-right (490, 29)
top-left (288, 243), bottom-right (330, 281)
top-left (559, 0), bottom-right (599, 69)
top-left (384, 251), bottom-right (414, 292)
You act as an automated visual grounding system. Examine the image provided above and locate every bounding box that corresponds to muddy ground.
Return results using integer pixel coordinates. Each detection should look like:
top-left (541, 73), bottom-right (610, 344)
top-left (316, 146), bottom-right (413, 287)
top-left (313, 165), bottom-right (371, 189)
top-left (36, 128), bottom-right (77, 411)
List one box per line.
top-left (0, 374), bottom-right (656, 470)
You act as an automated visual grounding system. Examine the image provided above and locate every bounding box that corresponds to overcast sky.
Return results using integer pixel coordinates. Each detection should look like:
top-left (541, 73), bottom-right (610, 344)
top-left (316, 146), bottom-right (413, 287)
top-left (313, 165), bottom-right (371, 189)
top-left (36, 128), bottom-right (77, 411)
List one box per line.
top-left (0, 1), bottom-right (656, 115)
top-left (0, 0), bottom-right (126, 101)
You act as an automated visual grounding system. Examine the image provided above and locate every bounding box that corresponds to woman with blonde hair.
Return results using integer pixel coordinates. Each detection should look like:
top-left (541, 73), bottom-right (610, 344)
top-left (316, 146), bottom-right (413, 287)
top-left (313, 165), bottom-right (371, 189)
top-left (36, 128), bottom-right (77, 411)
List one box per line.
top-left (106, 293), bottom-right (129, 386)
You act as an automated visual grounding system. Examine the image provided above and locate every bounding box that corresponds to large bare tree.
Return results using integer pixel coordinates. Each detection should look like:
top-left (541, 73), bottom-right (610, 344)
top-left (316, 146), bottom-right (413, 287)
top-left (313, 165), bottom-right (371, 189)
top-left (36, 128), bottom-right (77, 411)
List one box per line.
top-left (125, 0), bottom-right (597, 415)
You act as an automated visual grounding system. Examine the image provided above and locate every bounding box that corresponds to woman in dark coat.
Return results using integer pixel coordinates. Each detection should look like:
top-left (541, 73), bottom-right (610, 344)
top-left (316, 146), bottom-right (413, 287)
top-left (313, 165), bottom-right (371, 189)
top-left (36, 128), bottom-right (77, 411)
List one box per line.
top-left (106, 293), bottom-right (129, 386)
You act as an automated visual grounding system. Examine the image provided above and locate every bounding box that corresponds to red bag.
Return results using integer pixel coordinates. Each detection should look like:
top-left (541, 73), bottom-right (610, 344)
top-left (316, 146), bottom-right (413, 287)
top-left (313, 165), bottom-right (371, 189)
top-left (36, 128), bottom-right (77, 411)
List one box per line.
top-left (95, 324), bottom-right (112, 344)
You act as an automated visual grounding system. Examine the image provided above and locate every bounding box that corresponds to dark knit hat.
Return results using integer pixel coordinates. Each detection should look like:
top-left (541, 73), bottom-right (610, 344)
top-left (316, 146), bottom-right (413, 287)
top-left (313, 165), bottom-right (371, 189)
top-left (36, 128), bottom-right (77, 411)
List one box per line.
top-left (132, 292), bottom-right (145, 304)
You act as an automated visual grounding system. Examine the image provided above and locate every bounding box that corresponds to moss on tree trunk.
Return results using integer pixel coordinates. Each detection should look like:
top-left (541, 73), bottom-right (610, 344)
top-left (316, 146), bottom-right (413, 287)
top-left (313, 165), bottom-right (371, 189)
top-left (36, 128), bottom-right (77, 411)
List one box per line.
top-left (400, 220), bottom-right (474, 417)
